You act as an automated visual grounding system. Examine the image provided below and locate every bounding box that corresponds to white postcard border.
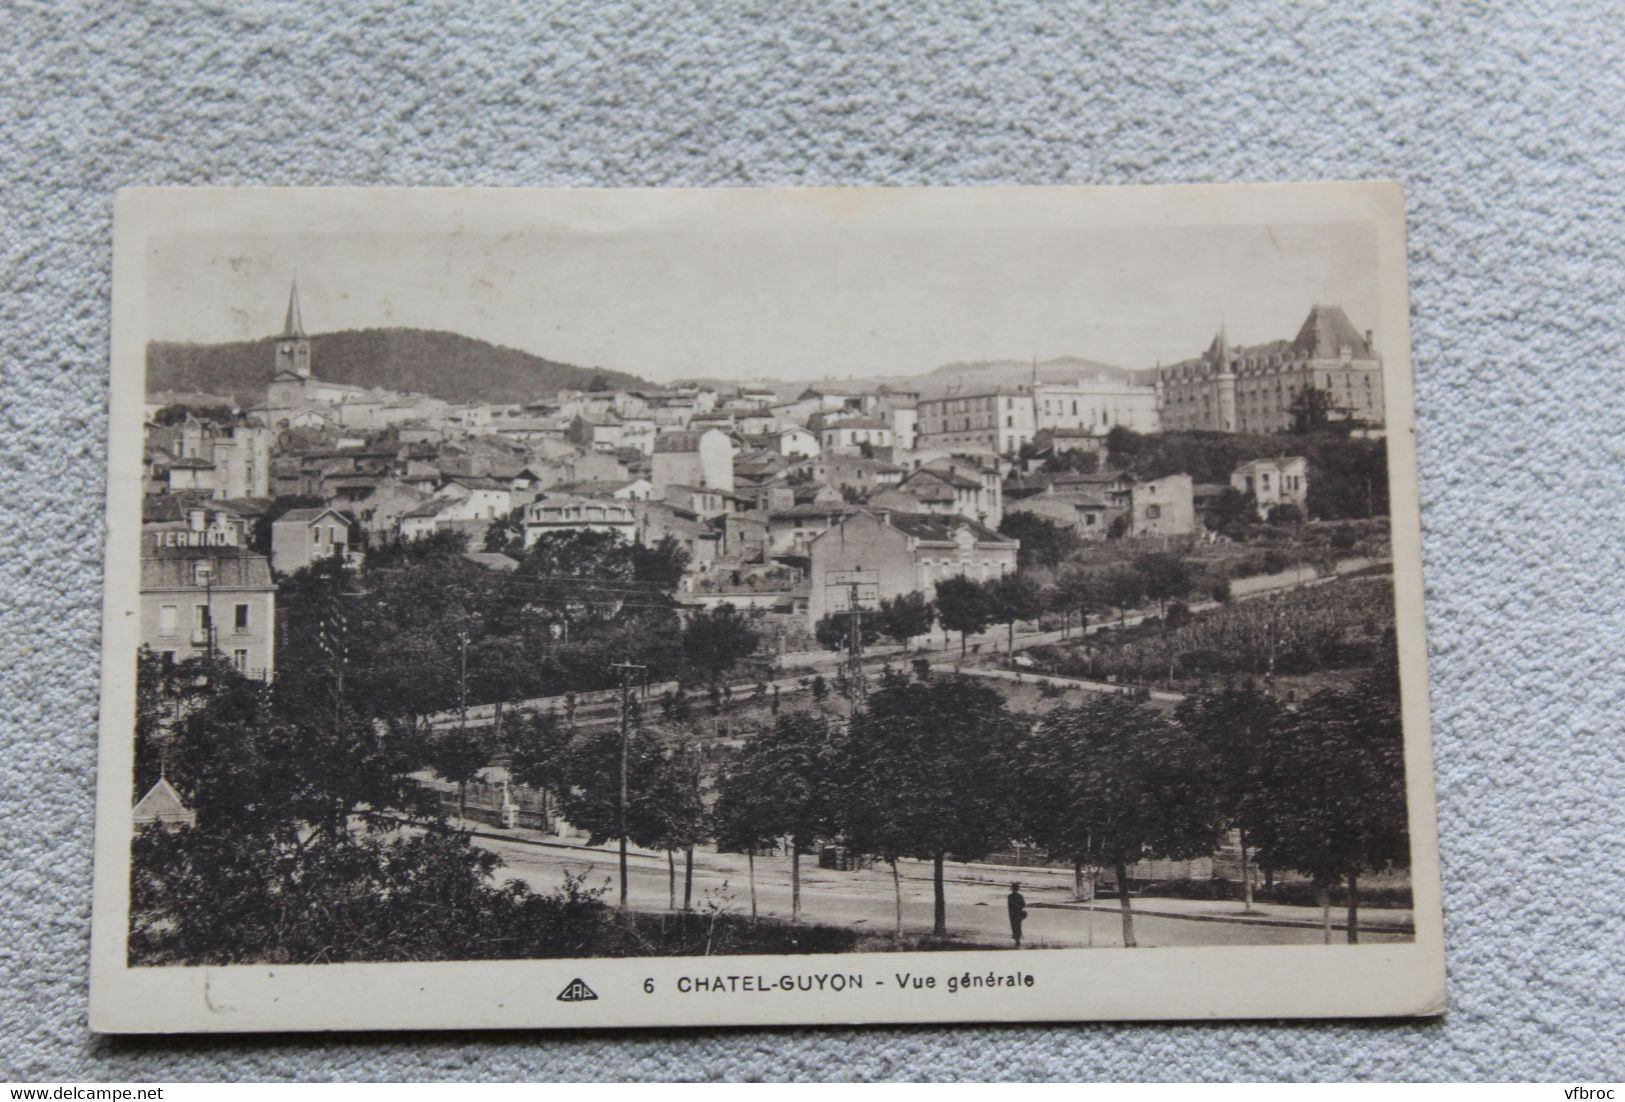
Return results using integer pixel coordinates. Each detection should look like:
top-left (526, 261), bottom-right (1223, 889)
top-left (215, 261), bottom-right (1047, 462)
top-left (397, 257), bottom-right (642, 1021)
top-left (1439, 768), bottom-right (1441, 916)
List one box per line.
top-left (90, 183), bottom-right (1445, 1033)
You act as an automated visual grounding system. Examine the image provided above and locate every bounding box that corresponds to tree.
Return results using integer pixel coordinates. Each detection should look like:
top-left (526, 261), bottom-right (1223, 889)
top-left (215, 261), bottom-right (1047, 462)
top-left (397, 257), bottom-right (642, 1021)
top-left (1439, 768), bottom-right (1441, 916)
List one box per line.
top-left (152, 403), bottom-right (234, 426)
top-left (1173, 685), bottom-right (1286, 912)
top-left (631, 536), bottom-right (690, 589)
top-left (874, 591), bottom-right (935, 651)
top-left (986, 572), bottom-right (1044, 651)
top-left (999, 512), bottom-right (1082, 571)
top-left (1051, 563), bottom-right (1096, 640)
top-left (712, 755), bottom-right (786, 924)
top-left (1133, 552), bottom-right (1193, 617)
top-left (125, 649), bottom-right (611, 967)
top-left (1204, 487), bottom-right (1259, 537)
top-left (1304, 435), bottom-right (1389, 520)
top-left (934, 574), bottom-right (991, 656)
top-left (1104, 425), bottom-right (1145, 472)
top-left (728, 713), bottom-right (839, 922)
top-left (426, 727), bottom-right (490, 823)
top-left (1103, 568), bottom-right (1145, 628)
top-left (682, 603), bottom-right (759, 684)
top-left (842, 671), bottom-right (1023, 936)
top-left (1289, 386), bottom-right (1334, 434)
top-left (483, 507), bottom-right (526, 555)
top-left (1041, 448), bottom-right (1101, 475)
top-left (1024, 694), bottom-right (1221, 947)
top-left (645, 748), bottom-right (708, 911)
top-left (813, 609), bottom-right (879, 654)
top-left (547, 724), bottom-right (672, 861)
top-left (1254, 661), bottom-right (1408, 943)
top-left (506, 709), bottom-right (570, 820)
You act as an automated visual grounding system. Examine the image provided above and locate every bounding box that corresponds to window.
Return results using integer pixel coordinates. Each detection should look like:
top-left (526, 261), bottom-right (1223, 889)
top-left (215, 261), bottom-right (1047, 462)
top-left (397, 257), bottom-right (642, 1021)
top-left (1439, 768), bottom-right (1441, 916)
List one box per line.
top-left (312, 526), bottom-right (323, 544)
top-left (1145, 504), bottom-right (1162, 520)
top-left (194, 604), bottom-right (210, 631)
top-left (159, 604), bottom-right (177, 634)
top-left (232, 649), bottom-right (248, 672)
top-left (234, 603), bottom-right (250, 632)
top-left (160, 651), bottom-right (176, 670)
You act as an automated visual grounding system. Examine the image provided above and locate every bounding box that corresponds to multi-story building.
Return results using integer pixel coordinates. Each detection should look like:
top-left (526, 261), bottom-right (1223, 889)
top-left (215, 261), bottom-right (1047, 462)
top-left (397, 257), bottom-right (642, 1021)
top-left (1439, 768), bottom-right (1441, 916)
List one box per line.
top-left (896, 457), bottom-right (1004, 528)
top-left (1034, 379), bottom-right (1159, 436)
top-left (650, 428), bottom-right (734, 494)
top-left (145, 415), bottom-right (273, 500)
top-left (914, 388), bottom-right (1036, 456)
top-left (1128, 474), bottom-right (1196, 538)
top-left (805, 511), bottom-right (1019, 629)
top-left (1232, 456), bottom-right (1309, 518)
top-left (139, 537), bottom-right (277, 681)
top-left (270, 507), bottom-right (353, 575)
top-left (819, 416), bottom-right (894, 453)
top-left (1158, 305), bottom-right (1384, 434)
top-left (523, 496), bottom-right (638, 546)
top-left (431, 476), bottom-right (512, 521)
top-left (886, 404), bottom-right (918, 451)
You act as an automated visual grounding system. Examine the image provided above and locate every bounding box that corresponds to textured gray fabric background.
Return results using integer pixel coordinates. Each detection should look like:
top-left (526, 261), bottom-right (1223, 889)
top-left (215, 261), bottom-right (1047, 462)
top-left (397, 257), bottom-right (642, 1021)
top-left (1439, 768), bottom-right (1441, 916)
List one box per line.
top-left (3, 0), bottom-right (1622, 1082)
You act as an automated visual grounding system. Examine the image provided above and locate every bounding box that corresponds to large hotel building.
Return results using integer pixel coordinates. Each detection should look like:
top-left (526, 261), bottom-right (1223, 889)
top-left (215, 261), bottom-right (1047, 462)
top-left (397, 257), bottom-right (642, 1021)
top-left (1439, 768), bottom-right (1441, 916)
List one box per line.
top-left (1157, 304), bottom-right (1383, 434)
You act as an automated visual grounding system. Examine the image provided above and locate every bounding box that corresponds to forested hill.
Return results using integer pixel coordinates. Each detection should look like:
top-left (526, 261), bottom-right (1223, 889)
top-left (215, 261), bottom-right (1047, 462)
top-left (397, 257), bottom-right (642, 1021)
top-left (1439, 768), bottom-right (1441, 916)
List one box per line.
top-left (145, 328), bottom-right (649, 407)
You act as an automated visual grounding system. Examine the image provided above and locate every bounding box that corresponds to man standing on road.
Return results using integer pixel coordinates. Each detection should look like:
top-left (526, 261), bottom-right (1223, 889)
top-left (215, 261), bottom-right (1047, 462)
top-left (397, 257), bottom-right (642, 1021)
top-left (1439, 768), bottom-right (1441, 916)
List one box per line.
top-left (1007, 882), bottom-right (1027, 948)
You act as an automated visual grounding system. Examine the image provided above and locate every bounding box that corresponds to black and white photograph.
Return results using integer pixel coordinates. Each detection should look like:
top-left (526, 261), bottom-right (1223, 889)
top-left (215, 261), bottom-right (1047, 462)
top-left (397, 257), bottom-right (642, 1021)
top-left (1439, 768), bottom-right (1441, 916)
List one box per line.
top-left (91, 184), bottom-right (1443, 1032)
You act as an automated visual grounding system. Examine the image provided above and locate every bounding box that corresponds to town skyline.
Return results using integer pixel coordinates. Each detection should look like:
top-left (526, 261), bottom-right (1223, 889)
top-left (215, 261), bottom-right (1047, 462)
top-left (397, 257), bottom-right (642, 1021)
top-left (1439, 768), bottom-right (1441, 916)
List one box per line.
top-left (145, 218), bottom-right (1382, 384)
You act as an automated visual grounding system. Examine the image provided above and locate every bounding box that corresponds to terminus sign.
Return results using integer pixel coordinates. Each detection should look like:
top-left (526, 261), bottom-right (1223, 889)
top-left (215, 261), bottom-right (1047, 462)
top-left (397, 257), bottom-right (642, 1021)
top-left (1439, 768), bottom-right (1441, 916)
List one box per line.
top-left (151, 529), bottom-right (239, 549)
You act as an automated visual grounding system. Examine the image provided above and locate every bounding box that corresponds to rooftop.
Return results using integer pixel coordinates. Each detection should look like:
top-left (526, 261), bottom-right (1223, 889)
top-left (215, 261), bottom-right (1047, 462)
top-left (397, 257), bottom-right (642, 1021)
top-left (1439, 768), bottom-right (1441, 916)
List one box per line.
top-left (140, 552), bottom-right (274, 590)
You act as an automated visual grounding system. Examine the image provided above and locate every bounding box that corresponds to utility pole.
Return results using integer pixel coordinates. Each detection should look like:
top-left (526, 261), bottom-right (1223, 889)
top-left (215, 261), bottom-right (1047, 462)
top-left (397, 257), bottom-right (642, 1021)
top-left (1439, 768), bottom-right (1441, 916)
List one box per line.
top-left (847, 578), bottom-right (867, 701)
top-left (458, 630), bottom-right (470, 728)
top-left (609, 658), bottom-right (648, 910)
top-left (202, 567), bottom-right (215, 659)
top-left (319, 578), bottom-right (353, 835)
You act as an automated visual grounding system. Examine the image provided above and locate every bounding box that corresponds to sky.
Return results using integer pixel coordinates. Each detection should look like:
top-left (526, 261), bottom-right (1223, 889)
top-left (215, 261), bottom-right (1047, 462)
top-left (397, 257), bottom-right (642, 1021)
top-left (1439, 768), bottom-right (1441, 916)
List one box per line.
top-left (146, 208), bottom-right (1383, 383)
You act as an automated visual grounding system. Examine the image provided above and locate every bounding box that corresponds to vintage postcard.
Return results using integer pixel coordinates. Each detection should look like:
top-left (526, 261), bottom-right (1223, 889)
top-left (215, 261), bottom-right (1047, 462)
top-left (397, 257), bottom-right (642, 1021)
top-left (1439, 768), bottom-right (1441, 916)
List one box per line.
top-left (91, 183), bottom-right (1444, 1032)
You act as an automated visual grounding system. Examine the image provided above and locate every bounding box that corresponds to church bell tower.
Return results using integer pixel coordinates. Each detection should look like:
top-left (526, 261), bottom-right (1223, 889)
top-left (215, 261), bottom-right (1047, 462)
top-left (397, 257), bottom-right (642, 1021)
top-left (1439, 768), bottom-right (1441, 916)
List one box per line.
top-left (273, 280), bottom-right (311, 378)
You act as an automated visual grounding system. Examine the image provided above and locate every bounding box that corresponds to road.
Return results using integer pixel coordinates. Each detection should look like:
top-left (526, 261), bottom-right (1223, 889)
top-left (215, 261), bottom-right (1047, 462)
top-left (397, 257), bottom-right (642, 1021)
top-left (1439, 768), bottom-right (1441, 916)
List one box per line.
top-left (468, 828), bottom-right (1412, 949)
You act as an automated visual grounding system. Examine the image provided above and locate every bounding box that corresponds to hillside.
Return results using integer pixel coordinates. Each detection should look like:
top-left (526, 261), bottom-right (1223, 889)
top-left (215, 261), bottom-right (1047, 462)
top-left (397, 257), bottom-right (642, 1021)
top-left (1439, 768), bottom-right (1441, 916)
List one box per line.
top-left (145, 328), bottom-right (649, 407)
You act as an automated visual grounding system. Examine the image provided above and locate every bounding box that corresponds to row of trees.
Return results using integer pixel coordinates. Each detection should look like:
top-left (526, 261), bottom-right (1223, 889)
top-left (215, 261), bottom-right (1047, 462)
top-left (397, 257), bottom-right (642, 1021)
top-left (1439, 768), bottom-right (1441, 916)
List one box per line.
top-left (680, 652), bottom-right (1405, 947)
top-left (482, 634), bottom-right (1406, 948)
top-left (273, 530), bottom-right (760, 729)
top-left (132, 632), bottom-right (1406, 957)
top-left (810, 552), bottom-right (1205, 662)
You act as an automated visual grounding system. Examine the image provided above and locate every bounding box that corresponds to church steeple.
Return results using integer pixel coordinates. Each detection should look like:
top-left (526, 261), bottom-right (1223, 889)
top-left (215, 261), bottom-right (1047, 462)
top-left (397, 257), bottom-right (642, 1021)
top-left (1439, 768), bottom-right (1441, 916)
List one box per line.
top-left (273, 279), bottom-right (312, 379)
top-left (282, 279), bottom-right (305, 338)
